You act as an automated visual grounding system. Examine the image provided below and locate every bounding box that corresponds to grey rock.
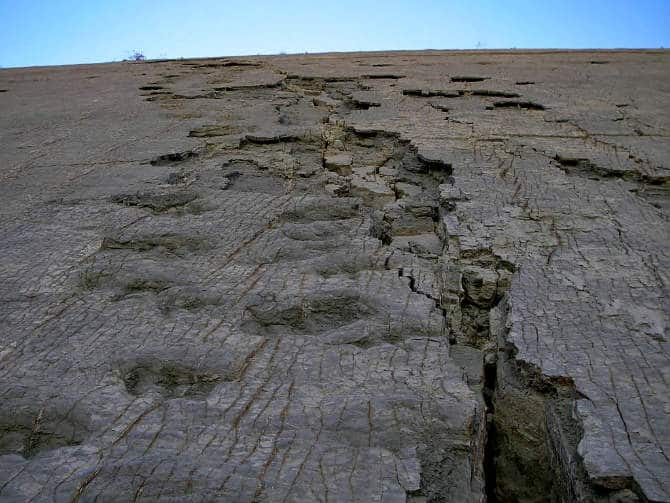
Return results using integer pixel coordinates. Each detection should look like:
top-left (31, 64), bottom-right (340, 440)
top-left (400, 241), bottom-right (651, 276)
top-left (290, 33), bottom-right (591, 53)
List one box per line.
top-left (0, 50), bottom-right (668, 503)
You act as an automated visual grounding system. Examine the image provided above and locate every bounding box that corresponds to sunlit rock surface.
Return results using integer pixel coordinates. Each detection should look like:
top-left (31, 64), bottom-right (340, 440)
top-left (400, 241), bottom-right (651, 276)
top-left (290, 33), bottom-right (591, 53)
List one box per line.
top-left (0, 50), bottom-right (668, 502)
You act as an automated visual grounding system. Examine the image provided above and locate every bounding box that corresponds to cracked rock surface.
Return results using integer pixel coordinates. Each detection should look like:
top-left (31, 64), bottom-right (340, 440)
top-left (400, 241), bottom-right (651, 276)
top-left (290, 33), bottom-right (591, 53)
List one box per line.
top-left (0, 50), bottom-right (668, 502)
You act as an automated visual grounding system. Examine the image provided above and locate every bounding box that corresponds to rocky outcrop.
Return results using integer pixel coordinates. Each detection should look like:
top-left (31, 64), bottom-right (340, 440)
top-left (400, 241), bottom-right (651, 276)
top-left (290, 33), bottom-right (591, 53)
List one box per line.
top-left (0, 49), bottom-right (668, 502)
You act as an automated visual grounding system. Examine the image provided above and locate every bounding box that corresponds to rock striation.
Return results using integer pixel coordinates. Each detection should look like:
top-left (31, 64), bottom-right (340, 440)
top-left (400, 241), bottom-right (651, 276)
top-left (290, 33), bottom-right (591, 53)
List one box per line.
top-left (0, 50), bottom-right (668, 502)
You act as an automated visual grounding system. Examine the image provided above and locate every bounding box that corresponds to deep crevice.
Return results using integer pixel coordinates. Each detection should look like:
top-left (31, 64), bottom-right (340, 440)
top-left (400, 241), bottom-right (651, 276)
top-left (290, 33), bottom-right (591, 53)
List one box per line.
top-left (493, 100), bottom-right (546, 110)
top-left (362, 74), bottom-right (405, 79)
top-left (451, 76), bottom-right (489, 82)
top-left (483, 353), bottom-right (498, 503)
top-left (554, 154), bottom-right (670, 186)
top-left (149, 150), bottom-right (200, 166)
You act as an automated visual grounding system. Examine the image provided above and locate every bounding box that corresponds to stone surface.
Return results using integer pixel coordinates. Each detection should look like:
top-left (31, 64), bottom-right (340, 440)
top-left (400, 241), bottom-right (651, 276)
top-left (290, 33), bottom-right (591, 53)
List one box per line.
top-left (0, 50), bottom-right (668, 502)
top-left (350, 176), bottom-right (395, 209)
top-left (324, 151), bottom-right (354, 175)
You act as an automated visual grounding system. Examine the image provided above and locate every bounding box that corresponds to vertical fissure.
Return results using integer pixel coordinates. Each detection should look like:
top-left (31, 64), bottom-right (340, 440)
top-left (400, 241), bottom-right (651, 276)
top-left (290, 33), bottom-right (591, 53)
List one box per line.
top-left (483, 351), bottom-right (498, 503)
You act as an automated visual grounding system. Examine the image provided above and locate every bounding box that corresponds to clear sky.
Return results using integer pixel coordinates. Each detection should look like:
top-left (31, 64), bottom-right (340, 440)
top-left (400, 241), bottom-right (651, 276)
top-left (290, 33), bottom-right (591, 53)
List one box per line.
top-left (1, 0), bottom-right (668, 68)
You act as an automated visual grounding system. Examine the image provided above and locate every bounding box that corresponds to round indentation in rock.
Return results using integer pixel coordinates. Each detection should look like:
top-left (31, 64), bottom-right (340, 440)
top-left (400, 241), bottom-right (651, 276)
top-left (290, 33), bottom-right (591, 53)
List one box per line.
top-left (243, 289), bottom-right (376, 335)
top-left (120, 360), bottom-right (227, 399)
top-left (109, 190), bottom-right (198, 213)
top-left (0, 406), bottom-right (90, 459)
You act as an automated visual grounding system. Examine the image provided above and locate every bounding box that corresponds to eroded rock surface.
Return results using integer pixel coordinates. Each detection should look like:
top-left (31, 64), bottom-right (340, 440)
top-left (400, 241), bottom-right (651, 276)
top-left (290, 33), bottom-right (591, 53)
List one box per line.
top-left (0, 50), bottom-right (668, 502)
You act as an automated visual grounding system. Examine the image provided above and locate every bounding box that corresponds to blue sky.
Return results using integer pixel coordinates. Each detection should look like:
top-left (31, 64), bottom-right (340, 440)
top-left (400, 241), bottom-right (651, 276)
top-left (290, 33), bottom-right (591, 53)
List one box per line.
top-left (1, 0), bottom-right (668, 67)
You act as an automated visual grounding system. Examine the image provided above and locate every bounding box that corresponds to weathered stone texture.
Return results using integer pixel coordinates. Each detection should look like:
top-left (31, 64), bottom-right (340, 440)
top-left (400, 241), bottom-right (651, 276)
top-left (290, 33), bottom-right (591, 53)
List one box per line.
top-left (0, 50), bottom-right (668, 502)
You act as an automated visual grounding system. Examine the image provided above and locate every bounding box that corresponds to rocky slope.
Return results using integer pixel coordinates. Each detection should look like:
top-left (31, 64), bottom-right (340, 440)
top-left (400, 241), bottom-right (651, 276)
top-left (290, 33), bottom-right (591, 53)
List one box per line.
top-left (0, 50), bottom-right (668, 502)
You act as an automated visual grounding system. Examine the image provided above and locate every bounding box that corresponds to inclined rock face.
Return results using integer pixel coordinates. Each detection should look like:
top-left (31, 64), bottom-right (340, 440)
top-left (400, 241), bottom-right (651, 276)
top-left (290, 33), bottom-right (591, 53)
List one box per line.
top-left (0, 50), bottom-right (668, 502)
